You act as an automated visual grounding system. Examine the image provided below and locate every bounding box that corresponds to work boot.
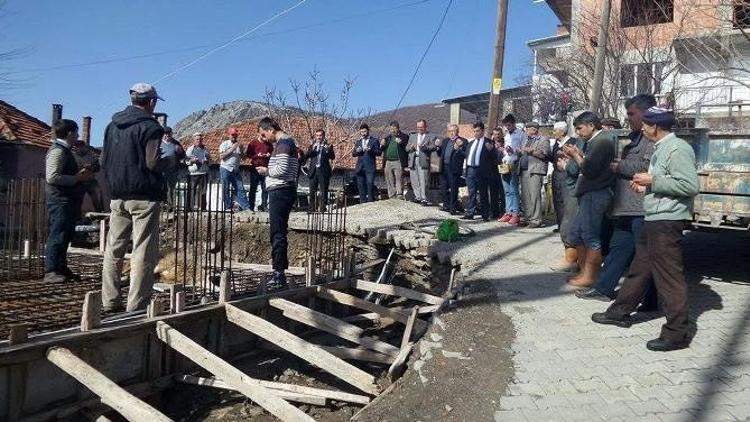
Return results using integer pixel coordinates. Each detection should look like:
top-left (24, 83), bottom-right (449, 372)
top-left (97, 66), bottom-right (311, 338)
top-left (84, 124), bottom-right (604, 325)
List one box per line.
top-left (568, 249), bottom-right (603, 288)
top-left (44, 272), bottom-right (67, 283)
top-left (550, 247), bottom-right (578, 272)
top-left (567, 245), bottom-right (588, 283)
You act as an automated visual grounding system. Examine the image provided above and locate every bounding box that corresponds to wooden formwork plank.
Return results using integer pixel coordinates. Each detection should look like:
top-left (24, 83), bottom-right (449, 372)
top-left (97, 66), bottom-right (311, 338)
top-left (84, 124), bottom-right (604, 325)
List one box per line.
top-left (318, 346), bottom-right (393, 364)
top-left (175, 374), bottom-right (370, 405)
top-left (178, 375), bottom-right (326, 406)
top-left (387, 342), bottom-right (414, 382)
top-left (268, 298), bottom-right (399, 357)
top-left (354, 280), bottom-right (444, 305)
top-left (224, 304), bottom-right (379, 395)
top-left (400, 307), bottom-right (420, 349)
top-left (80, 291), bottom-right (102, 332)
top-left (155, 322), bottom-right (313, 422)
top-left (315, 287), bottom-right (428, 333)
top-left (46, 347), bottom-right (172, 422)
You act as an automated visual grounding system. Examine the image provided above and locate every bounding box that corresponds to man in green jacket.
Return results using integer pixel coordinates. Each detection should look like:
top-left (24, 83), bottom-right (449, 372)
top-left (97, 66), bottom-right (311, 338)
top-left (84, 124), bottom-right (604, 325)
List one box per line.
top-left (592, 107), bottom-right (699, 352)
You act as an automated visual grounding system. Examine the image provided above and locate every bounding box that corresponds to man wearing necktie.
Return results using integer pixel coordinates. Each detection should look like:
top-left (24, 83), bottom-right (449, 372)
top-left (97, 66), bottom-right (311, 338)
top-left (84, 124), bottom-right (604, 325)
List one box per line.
top-left (352, 123), bottom-right (381, 203)
top-left (303, 128), bottom-right (335, 211)
top-left (462, 122), bottom-right (496, 221)
top-left (406, 119), bottom-right (437, 205)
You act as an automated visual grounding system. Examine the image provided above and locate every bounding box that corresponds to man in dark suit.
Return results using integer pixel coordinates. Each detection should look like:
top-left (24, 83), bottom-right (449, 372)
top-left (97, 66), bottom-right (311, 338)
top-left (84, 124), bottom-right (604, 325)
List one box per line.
top-left (303, 128), bottom-right (336, 211)
top-left (436, 124), bottom-right (466, 215)
top-left (352, 123), bottom-right (381, 203)
top-left (462, 122), bottom-right (497, 221)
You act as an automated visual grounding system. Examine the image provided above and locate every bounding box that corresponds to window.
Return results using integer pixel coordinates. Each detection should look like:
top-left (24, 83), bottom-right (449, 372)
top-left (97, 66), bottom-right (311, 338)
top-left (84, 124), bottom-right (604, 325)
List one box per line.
top-left (619, 62), bottom-right (665, 97)
top-left (621, 0), bottom-right (674, 27)
top-left (735, 0), bottom-right (750, 29)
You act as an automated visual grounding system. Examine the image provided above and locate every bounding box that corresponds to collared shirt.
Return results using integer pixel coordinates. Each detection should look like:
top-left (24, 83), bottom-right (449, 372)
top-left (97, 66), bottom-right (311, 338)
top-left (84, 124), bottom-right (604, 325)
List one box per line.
top-left (504, 129), bottom-right (525, 163)
top-left (219, 139), bottom-right (243, 172)
top-left (467, 137), bottom-right (485, 167)
top-left (54, 138), bottom-right (70, 149)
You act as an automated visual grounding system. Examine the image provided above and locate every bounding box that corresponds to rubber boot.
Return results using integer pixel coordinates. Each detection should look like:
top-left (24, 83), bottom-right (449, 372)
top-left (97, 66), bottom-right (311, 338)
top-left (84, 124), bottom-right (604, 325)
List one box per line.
top-left (550, 247), bottom-right (578, 272)
top-left (569, 249), bottom-right (603, 288)
top-left (567, 245), bottom-right (587, 282)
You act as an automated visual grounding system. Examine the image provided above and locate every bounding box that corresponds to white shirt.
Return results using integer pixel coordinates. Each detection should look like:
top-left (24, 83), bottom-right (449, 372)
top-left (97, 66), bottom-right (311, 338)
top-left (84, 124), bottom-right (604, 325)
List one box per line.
top-left (186, 145), bottom-right (210, 175)
top-left (503, 129), bottom-right (526, 164)
top-left (467, 137), bottom-right (486, 167)
top-left (219, 139), bottom-right (242, 172)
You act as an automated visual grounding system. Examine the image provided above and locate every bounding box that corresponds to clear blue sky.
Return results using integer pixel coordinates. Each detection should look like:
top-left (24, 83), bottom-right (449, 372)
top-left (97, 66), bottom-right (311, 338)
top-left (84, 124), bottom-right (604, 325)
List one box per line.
top-left (2, 0), bottom-right (559, 145)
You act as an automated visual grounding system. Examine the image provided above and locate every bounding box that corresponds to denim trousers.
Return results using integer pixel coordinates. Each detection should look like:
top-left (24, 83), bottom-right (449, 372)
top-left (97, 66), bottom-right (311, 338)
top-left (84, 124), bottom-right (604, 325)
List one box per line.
top-left (248, 167), bottom-right (268, 211)
top-left (220, 167), bottom-right (251, 211)
top-left (501, 172), bottom-right (520, 214)
top-left (45, 201), bottom-right (78, 274)
top-left (592, 216), bottom-right (644, 297)
top-left (269, 187), bottom-right (296, 271)
top-left (569, 188), bottom-right (613, 250)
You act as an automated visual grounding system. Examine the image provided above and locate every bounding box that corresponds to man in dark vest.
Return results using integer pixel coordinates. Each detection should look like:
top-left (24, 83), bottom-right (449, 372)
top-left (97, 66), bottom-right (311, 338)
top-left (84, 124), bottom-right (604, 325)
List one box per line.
top-left (44, 119), bottom-right (93, 283)
top-left (100, 83), bottom-right (171, 312)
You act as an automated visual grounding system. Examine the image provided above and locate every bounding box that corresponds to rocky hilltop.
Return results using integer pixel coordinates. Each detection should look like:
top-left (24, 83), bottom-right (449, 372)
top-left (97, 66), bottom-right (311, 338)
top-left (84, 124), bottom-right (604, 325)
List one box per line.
top-left (173, 100), bottom-right (274, 139)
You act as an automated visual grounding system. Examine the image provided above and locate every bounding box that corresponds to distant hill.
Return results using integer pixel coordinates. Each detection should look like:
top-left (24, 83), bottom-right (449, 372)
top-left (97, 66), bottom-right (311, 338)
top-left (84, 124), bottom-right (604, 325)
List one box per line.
top-left (173, 100), bottom-right (275, 139)
top-left (173, 100), bottom-right (477, 140)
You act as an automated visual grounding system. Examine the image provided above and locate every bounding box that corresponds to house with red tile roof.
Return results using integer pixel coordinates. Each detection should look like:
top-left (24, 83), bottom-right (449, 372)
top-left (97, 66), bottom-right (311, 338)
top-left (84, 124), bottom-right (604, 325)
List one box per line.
top-left (0, 100), bottom-right (52, 182)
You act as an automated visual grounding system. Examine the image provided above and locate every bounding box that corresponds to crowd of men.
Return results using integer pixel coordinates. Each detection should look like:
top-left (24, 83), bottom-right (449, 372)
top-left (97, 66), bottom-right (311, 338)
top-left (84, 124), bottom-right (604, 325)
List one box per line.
top-left (43, 83), bottom-right (700, 351)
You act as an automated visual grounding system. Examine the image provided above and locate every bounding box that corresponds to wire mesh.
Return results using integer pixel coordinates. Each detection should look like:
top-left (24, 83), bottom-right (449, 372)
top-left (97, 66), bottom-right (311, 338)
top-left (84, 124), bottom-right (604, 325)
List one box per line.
top-left (305, 183), bottom-right (348, 284)
top-left (0, 178), bottom-right (47, 282)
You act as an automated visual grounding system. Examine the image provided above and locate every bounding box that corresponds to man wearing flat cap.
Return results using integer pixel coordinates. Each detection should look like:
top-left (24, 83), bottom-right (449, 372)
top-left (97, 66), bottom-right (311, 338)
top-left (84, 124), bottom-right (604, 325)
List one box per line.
top-left (592, 107), bottom-right (699, 352)
top-left (517, 121), bottom-right (551, 228)
top-left (100, 82), bottom-right (170, 313)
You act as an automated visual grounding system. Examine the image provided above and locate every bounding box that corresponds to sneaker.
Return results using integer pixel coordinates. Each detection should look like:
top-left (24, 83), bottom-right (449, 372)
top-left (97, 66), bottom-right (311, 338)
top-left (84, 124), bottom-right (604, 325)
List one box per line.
top-left (575, 288), bottom-right (613, 301)
top-left (498, 213), bottom-right (511, 223)
top-left (43, 272), bottom-right (67, 283)
top-left (508, 214), bottom-right (521, 225)
top-left (591, 312), bottom-right (632, 328)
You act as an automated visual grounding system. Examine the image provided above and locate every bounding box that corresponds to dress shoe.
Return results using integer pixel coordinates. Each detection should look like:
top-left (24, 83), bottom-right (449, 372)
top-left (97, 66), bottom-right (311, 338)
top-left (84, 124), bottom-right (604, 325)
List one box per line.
top-left (421, 201), bottom-right (430, 206)
top-left (450, 210), bottom-right (461, 216)
top-left (482, 217), bottom-right (490, 222)
top-left (269, 270), bottom-right (288, 289)
top-left (460, 215), bottom-right (474, 220)
top-left (498, 213), bottom-right (512, 223)
top-left (103, 303), bottom-right (126, 314)
top-left (576, 288), bottom-right (613, 302)
top-left (527, 222), bottom-right (542, 228)
top-left (439, 207), bottom-right (449, 212)
top-left (591, 312), bottom-right (632, 328)
top-left (646, 338), bottom-right (689, 352)
top-left (552, 227), bottom-right (560, 233)
top-left (43, 272), bottom-right (67, 283)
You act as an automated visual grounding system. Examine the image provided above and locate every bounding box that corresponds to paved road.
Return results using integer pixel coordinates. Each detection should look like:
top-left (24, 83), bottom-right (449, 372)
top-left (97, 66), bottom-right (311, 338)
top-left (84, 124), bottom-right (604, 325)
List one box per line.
top-left (478, 228), bottom-right (750, 422)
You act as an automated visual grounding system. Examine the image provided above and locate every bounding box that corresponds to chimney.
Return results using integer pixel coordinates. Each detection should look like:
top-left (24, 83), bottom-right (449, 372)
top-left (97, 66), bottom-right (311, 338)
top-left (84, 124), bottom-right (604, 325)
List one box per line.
top-left (51, 104), bottom-right (63, 139)
top-left (81, 116), bottom-right (92, 145)
top-left (557, 24), bottom-right (570, 36)
top-left (154, 112), bottom-right (168, 127)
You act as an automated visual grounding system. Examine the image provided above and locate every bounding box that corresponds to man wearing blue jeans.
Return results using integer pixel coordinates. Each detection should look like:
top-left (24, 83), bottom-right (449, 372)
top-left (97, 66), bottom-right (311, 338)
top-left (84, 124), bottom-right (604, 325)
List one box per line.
top-left (562, 111), bottom-right (616, 288)
top-left (219, 127), bottom-right (251, 211)
top-left (498, 114), bottom-right (524, 225)
top-left (578, 94), bottom-right (658, 304)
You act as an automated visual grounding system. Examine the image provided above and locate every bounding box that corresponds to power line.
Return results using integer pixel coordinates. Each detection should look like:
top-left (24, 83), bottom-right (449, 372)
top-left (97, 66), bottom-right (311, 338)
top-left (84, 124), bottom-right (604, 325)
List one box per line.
top-left (8, 0), bottom-right (433, 75)
top-left (151, 0), bottom-right (309, 84)
top-left (383, 0), bottom-right (454, 130)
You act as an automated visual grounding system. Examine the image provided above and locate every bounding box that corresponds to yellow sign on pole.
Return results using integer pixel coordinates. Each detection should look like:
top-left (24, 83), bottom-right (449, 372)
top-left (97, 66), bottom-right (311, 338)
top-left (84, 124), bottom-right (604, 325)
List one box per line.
top-left (492, 78), bottom-right (502, 95)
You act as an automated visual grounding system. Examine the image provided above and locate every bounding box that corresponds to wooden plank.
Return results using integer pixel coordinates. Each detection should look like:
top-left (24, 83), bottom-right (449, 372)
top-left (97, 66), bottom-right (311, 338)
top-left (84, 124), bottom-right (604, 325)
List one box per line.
top-left (175, 374), bottom-right (370, 405)
top-left (219, 270), bottom-right (231, 304)
top-left (99, 220), bottom-right (107, 252)
top-left (315, 287), bottom-right (427, 333)
top-left (8, 323), bottom-right (30, 345)
top-left (178, 375), bottom-right (326, 406)
top-left (400, 307), bottom-right (419, 349)
top-left (174, 291), bottom-right (186, 313)
top-left (318, 346), bottom-right (393, 364)
top-left (46, 347), bottom-right (172, 422)
top-left (354, 280), bottom-right (443, 305)
top-left (81, 291), bottom-right (102, 332)
top-left (230, 261), bottom-right (305, 276)
top-left (387, 342), bottom-right (414, 382)
top-left (268, 298), bottom-right (399, 357)
top-left (155, 322), bottom-right (313, 422)
top-left (351, 259), bottom-right (385, 275)
top-left (225, 304), bottom-right (379, 395)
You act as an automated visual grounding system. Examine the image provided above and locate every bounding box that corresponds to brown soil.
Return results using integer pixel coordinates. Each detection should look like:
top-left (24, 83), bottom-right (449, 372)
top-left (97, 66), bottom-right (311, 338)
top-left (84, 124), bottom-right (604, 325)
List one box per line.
top-left (353, 281), bottom-right (515, 422)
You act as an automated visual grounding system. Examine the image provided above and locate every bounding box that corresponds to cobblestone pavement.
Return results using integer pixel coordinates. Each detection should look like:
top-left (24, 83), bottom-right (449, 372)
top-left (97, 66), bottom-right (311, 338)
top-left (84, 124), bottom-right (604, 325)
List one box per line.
top-left (476, 228), bottom-right (750, 422)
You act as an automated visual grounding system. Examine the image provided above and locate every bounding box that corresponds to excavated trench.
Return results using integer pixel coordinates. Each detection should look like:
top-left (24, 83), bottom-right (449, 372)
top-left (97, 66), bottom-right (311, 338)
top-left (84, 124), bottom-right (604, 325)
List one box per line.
top-left (160, 219), bottom-right (459, 421)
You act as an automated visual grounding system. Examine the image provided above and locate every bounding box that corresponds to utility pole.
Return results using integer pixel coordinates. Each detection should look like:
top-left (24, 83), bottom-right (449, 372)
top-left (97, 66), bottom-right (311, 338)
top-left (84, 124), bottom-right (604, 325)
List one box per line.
top-left (487, 0), bottom-right (509, 129)
top-left (590, 0), bottom-right (612, 114)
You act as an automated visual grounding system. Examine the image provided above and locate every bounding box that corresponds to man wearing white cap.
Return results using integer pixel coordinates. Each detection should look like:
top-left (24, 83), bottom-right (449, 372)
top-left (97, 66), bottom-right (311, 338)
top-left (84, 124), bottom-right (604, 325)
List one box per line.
top-left (100, 83), bottom-right (169, 312)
